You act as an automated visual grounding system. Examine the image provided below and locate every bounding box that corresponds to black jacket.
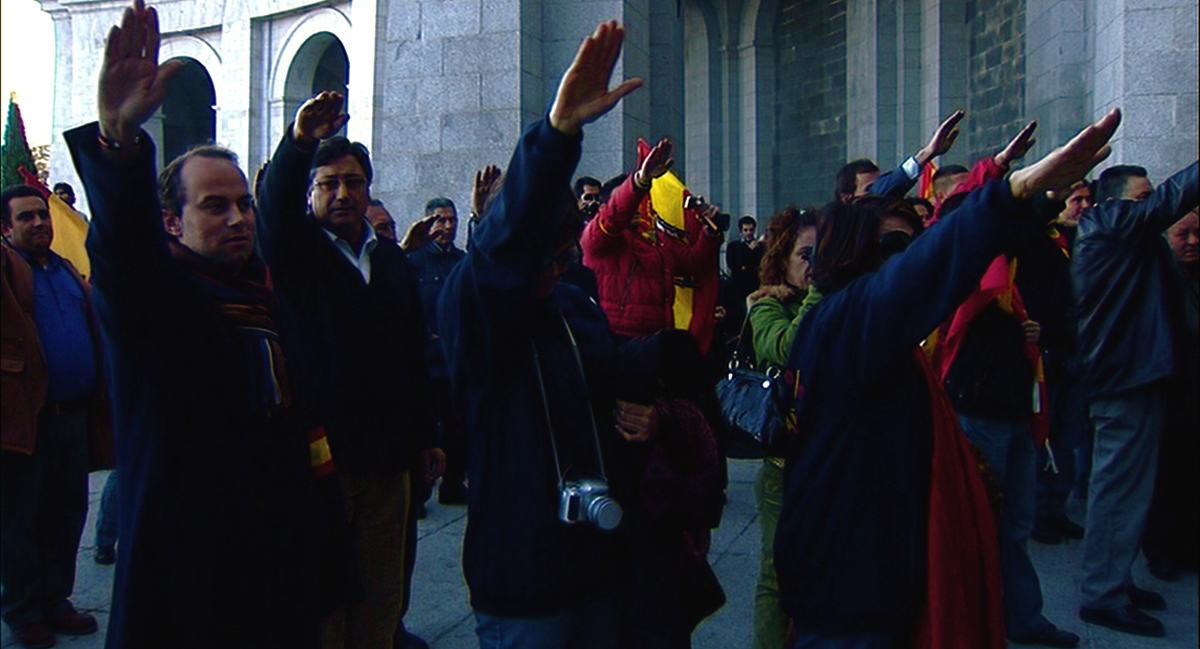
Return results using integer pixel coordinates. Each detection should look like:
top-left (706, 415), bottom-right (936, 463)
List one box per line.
top-left (1073, 162), bottom-right (1198, 399)
top-left (257, 130), bottom-right (436, 474)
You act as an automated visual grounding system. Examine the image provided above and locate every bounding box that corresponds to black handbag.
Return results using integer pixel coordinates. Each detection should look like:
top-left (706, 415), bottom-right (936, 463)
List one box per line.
top-left (716, 316), bottom-right (788, 453)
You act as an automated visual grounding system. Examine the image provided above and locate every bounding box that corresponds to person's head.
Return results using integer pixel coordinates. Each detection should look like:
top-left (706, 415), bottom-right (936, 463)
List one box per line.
top-left (2, 185), bottom-right (53, 261)
top-left (835, 159), bottom-right (881, 203)
top-left (1168, 209), bottom-right (1199, 270)
top-left (1097, 165), bottom-right (1151, 202)
top-left (308, 137), bottom-right (373, 241)
top-left (931, 164), bottom-right (969, 205)
top-left (158, 146), bottom-right (256, 270)
top-left (52, 182), bottom-right (76, 207)
top-left (366, 199), bottom-right (396, 242)
top-left (812, 197), bottom-right (922, 294)
top-left (738, 215), bottom-right (757, 242)
top-left (424, 197), bottom-right (458, 247)
top-left (574, 175), bottom-right (602, 216)
top-left (1055, 181), bottom-right (1093, 227)
top-left (907, 197), bottom-right (934, 224)
top-left (759, 207), bottom-right (820, 290)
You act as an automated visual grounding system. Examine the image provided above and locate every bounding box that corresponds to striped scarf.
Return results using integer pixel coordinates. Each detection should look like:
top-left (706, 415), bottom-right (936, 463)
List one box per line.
top-left (168, 239), bottom-right (291, 414)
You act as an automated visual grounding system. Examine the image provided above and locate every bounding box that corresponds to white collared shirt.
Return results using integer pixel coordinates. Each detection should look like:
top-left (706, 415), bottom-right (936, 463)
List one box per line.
top-left (324, 219), bottom-right (378, 283)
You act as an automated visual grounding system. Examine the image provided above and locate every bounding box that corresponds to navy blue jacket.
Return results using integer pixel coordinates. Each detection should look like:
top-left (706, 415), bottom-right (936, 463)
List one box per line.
top-left (438, 118), bottom-right (629, 617)
top-left (778, 180), bottom-right (1033, 634)
top-left (68, 123), bottom-right (327, 649)
top-left (870, 160), bottom-right (920, 199)
top-left (257, 130), bottom-right (436, 474)
top-left (1073, 161), bottom-right (1198, 399)
top-left (407, 240), bottom-right (464, 378)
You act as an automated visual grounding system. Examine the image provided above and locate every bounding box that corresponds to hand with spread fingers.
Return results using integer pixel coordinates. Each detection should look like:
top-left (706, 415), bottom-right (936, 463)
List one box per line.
top-left (995, 120), bottom-right (1039, 169)
top-left (549, 21), bottom-right (644, 136)
top-left (293, 91), bottom-right (349, 148)
top-left (98, 0), bottom-right (184, 148)
top-left (1009, 109), bottom-right (1121, 201)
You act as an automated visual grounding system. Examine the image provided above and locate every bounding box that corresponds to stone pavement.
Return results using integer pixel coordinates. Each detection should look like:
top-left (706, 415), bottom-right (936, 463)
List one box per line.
top-left (3, 460), bottom-right (1196, 648)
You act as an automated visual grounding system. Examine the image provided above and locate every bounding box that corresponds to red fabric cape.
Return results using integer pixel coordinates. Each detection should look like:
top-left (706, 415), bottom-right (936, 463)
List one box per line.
top-left (912, 348), bottom-right (1007, 649)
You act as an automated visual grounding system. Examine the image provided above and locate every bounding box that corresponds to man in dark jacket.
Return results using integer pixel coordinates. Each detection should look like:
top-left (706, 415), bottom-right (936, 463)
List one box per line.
top-left (257, 91), bottom-right (443, 648)
top-left (438, 21), bottom-right (659, 649)
top-left (2, 186), bottom-right (111, 648)
top-left (1074, 160), bottom-right (1198, 638)
top-left (64, 4), bottom-right (353, 646)
top-left (832, 110), bottom-right (965, 203)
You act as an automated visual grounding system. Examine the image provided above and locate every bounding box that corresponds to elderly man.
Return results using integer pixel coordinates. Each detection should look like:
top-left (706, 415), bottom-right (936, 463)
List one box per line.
top-left (257, 90), bottom-right (442, 648)
top-left (2, 184), bottom-right (111, 649)
top-left (63, 3), bottom-right (353, 646)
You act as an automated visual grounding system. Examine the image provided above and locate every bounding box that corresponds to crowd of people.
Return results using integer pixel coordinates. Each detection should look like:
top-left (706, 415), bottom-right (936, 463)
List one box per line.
top-left (1, 2), bottom-right (1196, 649)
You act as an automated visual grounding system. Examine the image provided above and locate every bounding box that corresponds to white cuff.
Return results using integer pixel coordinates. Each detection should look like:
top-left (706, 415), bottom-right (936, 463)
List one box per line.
top-left (901, 156), bottom-right (921, 180)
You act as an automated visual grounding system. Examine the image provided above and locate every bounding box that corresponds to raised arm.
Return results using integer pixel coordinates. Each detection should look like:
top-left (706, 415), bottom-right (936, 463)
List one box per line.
top-left (871, 110), bottom-right (965, 199)
top-left (581, 137), bottom-right (672, 259)
top-left (1086, 161), bottom-right (1199, 243)
top-left (256, 91), bottom-right (348, 271)
top-left (807, 109), bottom-right (1122, 379)
top-left (73, 0), bottom-right (183, 324)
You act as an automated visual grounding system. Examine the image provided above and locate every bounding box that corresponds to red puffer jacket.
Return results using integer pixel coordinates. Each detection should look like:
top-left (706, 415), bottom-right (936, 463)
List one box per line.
top-left (581, 174), bottom-right (722, 340)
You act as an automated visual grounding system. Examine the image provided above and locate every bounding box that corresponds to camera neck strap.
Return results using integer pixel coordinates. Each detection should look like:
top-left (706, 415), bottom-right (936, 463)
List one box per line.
top-left (530, 309), bottom-right (608, 490)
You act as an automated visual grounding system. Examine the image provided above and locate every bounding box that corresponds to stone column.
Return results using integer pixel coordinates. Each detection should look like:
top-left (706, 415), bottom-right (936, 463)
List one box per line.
top-left (221, 2), bottom-right (252, 167)
top-left (1024, 0), bottom-right (1089, 160)
top-left (1092, 0), bottom-right (1198, 182)
top-left (921, 0), bottom-right (968, 157)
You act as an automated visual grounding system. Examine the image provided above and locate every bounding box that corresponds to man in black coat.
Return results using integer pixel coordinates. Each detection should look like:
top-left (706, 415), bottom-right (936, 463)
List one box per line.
top-left (257, 91), bottom-right (444, 648)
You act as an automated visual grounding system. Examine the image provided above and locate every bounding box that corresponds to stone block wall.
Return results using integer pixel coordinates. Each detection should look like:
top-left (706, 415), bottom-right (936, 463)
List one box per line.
top-left (774, 0), bottom-right (848, 208)
top-left (963, 0), bottom-right (1027, 165)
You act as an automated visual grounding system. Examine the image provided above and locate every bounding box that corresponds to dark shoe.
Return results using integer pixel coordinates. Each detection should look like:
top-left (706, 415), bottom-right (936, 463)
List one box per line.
top-left (48, 605), bottom-right (97, 636)
top-left (393, 628), bottom-right (430, 649)
top-left (1031, 519), bottom-right (1063, 545)
top-left (1052, 515), bottom-right (1085, 539)
top-left (1011, 626), bottom-right (1080, 648)
top-left (94, 546), bottom-right (116, 565)
top-left (1079, 604), bottom-right (1165, 637)
top-left (14, 622), bottom-right (56, 648)
top-left (1126, 585), bottom-right (1166, 611)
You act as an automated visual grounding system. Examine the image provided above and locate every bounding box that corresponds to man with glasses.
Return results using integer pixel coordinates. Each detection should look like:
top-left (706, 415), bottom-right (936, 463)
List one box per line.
top-left (256, 90), bottom-right (444, 648)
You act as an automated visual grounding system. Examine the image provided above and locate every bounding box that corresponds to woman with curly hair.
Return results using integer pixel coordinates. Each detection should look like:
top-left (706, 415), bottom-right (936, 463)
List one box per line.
top-left (744, 205), bottom-right (820, 648)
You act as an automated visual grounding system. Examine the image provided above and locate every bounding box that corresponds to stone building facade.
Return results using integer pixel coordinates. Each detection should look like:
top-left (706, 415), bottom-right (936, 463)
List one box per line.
top-left (39, 0), bottom-right (1198, 237)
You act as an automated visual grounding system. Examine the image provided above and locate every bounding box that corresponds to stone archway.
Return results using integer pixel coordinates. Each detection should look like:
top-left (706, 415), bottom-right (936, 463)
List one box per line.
top-left (160, 57), bottom-right (217, 165)
top-left (282, 33), bottom-right (349, 138)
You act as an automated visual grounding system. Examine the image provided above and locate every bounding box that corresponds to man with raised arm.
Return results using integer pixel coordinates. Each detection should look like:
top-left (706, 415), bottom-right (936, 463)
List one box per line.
top-left (438, 21), bottom-right (674, 649)
top-left (63, 2), bottom-right (354, 647)
top-left (833, 110), bottom-right (965, 203)
top-left (1073, 158), bottom-right (1198, 638)
top-left (256, 90), bottom-right (442, 649)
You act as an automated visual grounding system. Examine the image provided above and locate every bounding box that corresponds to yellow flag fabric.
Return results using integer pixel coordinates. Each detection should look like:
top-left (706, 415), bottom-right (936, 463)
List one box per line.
top-left (648, 170), bottom-right (688, 237)
top-left (47, 193), bottom-right (90, 281)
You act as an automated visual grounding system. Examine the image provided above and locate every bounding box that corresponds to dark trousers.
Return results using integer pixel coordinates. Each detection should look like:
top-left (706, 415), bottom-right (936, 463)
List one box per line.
top-left (0, 407), bottom-right (90, 627)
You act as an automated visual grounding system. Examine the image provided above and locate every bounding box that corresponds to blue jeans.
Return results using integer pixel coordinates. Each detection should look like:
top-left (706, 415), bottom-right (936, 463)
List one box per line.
top-left (474, 595), bottom-right (619, 649)
top-left (958, 415), bottom-right (1053, 639)
top-left (95, 469), bottom-right (119, 551)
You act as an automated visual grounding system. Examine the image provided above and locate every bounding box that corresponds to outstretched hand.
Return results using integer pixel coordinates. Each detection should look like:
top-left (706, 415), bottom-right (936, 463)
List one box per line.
top-left (472, 164), bottom-right (502, 217)
top-left (293, 91), bottom-right (349, 148)
top-left (995, 120), bottom-right (1038, 169)
top-left (99, 0), bottom-right (183, 145)
top-left (917, 110), bottom-right (965, 166)
top-left (1009, 109), bottom-right (1121, 201)
top-left (635, 138), bottom-right (674, 187)
top-left (549, 21), bottom-right (644, 136)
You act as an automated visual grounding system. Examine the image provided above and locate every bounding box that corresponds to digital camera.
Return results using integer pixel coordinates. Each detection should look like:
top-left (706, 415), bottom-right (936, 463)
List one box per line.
top-left (559, 478), bottom-right (622, 530)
